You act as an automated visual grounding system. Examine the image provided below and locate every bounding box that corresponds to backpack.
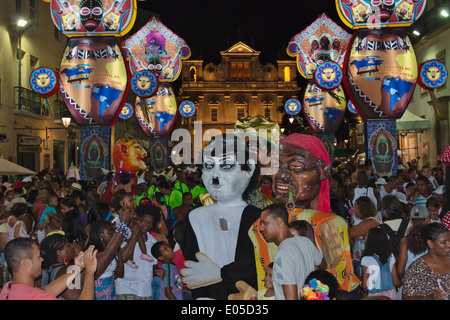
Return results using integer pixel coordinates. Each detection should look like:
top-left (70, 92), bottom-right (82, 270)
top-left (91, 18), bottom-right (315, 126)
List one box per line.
top-left (378, 217), bottom-right (409, 258)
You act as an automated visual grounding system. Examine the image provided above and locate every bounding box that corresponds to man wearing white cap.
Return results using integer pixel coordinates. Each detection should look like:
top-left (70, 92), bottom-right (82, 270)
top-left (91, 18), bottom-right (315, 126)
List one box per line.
top-left (20, 176), bottom-right (35, 199)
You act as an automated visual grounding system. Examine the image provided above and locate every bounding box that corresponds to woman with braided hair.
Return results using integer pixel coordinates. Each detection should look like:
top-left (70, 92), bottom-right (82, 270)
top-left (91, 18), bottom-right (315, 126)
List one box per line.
top-left (39, 232), bottom-right (83, 300)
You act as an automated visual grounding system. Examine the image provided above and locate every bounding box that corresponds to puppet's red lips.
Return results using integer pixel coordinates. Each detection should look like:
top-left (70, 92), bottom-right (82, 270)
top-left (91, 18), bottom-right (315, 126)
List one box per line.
top-left (84, 20), bottom-right (98, 28)
top-left (377, 11), bottom-right (390, 18)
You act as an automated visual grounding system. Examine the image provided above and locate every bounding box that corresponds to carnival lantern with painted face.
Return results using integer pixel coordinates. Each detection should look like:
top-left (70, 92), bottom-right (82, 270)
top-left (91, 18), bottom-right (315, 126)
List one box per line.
top-left (122, 17), bottom-right (190, 137)
top-left (336, 0), bottom-right (427, 176)
top-left (29, 67), bottom-right (59, 117)
top-left (50, 0), bottom-right (137, 126)
top-left (287, 13), bottom-right (351, 165)
top-left (343, 28), bottom-right (417, 120)
top-left (58, 36), bottom-right (129, 125)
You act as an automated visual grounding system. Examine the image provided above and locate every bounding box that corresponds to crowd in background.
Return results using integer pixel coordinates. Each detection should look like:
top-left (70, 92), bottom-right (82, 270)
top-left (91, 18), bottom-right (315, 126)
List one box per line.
top-left (0, 155), bottom-right (448, 300)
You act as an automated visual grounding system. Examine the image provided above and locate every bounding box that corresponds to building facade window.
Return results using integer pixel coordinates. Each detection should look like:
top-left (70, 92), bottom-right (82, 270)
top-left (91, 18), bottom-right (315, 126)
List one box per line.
top-left (210, 108), bottom-right (218, 122)
top-left (30, 55), bottom-right (38, 71)
top-left (230, 62), bottom-right (250, 80)
top-left (262, 100), bottom-right (272, 120)
top-left (236, 107), bottom-right (245, 120)
top-left (190, 66), bottom-right (197, 82)
top-left (29, 0), bottom-right (37, 24)
top-left (284, 66), bottom-right (291, 82)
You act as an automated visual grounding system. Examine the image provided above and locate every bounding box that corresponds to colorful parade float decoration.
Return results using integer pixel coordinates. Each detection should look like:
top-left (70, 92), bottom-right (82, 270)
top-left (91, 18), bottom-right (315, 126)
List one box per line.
top-left (287, 13), bottom-right (352, 165)
top-left (50, 0), bottom-right (136, 126)
top-left (121, 17), bottom-right (191, 172)
top-left (122, 17), bottom-right (191, 137)
top-left (119, 102), bottom-right (134, 131)
top-left (112, 134), bottom-right (148, 174)
top-left (48, 0), bottom-right (139, 179)
top-left (417, 59), bottom-right (448, 117)
top-left (29, 66), bottom-right (59, 117)
top-left (179, 100), bottom-right (196, 118)
top-left (337, 0), bottom-right (427, 176)
top-left (284, 98), bottom-right (302, 117)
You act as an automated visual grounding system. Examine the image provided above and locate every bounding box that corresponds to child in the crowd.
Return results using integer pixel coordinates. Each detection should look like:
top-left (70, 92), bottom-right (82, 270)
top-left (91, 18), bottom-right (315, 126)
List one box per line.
top-left (38, 192), bottom-right (59, 242)
top-left (3, 190), bottom-right (15, 208)
top-left (2, 203), bottom-right (30, 244)
top-left (115, 191), bottom-right (153, 269)
top-left (257, 262), bottom-right (274, 300)
top-left (426, 197), bottom-right (441, 224)
top-left (421, 165), bottom-right (439, 191)
top-left (260, 176), bottom-right (274, 198)
top-left (288, 220), bottom-right (315, 244)
top-left (151, 241), bottom-right (183, 300)
top-left (360, 227), bottom-right (402, 299)
top-left (302, 269), bottom-right (339, 300)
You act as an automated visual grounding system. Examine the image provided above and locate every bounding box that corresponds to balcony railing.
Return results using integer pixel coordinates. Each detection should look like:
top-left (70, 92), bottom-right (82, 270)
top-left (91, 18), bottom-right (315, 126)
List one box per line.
top-left (14, 86), bottom-right (70, 119)
top-left (14, 86), bottom-right (42, 115)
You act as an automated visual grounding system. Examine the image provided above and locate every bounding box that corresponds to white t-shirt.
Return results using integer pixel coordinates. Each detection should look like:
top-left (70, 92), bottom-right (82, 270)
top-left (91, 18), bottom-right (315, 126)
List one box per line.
top-left (272, 235), bottom-right (323, 300)
top-left (361, 254), bottom-right (396, 292)
top-left (380, 186), bottom-right (397, 200)
top-left (115, 232), bottom-right (158, 298)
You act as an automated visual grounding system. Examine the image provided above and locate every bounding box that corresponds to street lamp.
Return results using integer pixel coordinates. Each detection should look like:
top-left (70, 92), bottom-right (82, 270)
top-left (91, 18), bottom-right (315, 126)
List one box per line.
top-left (18, 19), bottom-right (27, 27)
top-left (62, 117), bottom-right (71, 128)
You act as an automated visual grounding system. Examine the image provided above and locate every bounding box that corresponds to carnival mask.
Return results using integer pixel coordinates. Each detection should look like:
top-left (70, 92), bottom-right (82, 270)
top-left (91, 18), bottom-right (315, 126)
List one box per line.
top-left (79, 0), bottom-right (104, 32)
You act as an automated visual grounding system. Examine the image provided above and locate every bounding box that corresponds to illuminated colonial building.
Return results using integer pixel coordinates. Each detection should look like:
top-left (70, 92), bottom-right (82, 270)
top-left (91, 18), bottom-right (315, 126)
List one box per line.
top-left (178, 42), bottom-right (301, 146)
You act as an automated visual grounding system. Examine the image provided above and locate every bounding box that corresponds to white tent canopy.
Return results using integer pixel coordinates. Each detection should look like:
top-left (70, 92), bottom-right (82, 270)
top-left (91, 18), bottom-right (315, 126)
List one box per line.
top-left (396, 110), bottom-right (430, 132)
top-left (0, 157), bottom-right (36, 175)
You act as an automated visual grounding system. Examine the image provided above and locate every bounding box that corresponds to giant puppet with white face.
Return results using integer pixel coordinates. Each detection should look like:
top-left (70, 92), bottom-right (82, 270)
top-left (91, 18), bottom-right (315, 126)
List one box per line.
top-left (180, 134), bottom-right (261, 300)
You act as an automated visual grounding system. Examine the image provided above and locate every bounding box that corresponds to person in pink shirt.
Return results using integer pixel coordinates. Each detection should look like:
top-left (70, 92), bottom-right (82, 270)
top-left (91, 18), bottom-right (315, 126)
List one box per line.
top-left (0, 238), bottom-right (98, 300)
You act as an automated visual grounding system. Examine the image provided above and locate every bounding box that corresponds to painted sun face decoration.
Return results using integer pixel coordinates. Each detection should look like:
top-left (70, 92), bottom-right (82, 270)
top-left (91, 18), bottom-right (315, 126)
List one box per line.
top-left (29, 67), bottom-right (59, 97)
top-left (314, 61), bottom-right (343, 91)
top-left (284, 98), bottom-right (302, 116)
top-left (79, 0), bottom-right (104, 32)
top-left (131, 70), bottom-right (158, 98)
top-left (428, 67), bottom-right (441, 80)
top-left (418, 59), bottom-right (448, 90)
top-left (37, 74), bottom-right (50, 87)
top-left (178, 101), bottom-right (195, 118)
top-left (322, 67), bottom-right (336, 81)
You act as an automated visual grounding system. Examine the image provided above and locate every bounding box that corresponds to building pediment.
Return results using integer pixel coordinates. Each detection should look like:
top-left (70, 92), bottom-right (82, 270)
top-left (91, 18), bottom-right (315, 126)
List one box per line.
top-left (221, 41), bottom-right (260, 56)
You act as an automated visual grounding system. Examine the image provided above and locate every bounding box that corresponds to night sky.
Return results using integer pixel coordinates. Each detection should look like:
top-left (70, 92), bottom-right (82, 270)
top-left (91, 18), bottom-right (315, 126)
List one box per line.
top-left (136, 0), bottom-right (351, 66)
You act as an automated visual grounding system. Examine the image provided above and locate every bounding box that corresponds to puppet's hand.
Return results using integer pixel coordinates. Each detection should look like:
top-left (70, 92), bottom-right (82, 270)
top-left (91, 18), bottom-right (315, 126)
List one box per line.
top-left (228, 281), bottom-right (257, 300)
top-left (320, 221), bottom-right (343, 269)
top-left (181, 252), bottom-right (222, 289)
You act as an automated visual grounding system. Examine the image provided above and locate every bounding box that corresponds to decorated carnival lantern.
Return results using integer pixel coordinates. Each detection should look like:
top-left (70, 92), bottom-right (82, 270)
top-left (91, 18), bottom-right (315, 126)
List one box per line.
top-left (337, 0), bottom-right (427, 176)
top-left (29, 66), bottom-right (59, 117)
top-left (48, 0), bottom-right (138, 180)
top-left (50, 0), bottom-right (137, 126)
top-left (122, 17), bottom-right (191, 137)
top-left (417, 59), bottom-right (448, 117)
top-left (287, 13), bottom-right (352, 164)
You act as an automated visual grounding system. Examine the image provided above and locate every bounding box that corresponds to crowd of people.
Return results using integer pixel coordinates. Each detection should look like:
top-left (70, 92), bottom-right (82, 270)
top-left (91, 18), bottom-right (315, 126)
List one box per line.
top-left (0, 154), bottom-right (448, 300)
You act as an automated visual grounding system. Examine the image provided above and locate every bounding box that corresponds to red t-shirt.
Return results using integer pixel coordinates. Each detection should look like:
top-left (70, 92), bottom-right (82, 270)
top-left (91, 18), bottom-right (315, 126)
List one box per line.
top-left (0, 281), bottom-right (59, 300)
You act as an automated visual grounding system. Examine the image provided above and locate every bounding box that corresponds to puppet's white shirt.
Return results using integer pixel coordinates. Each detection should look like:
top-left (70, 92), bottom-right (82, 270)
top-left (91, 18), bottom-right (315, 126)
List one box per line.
top-left (188, 201), bottom-right (247, 268)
